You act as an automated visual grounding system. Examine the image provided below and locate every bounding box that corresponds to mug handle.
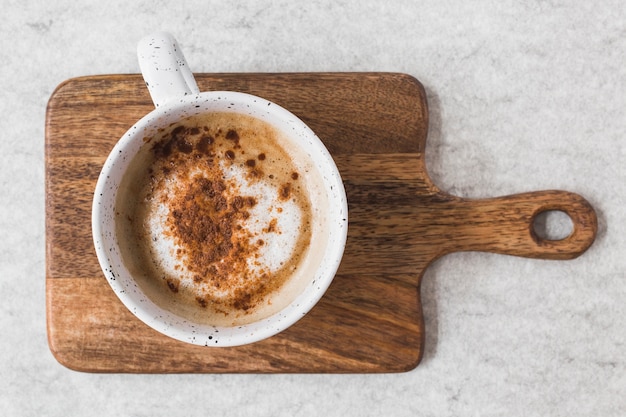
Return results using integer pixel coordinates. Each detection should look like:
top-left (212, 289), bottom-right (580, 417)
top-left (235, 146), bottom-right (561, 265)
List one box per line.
top-left (137, 31), bottom-right (200, 108)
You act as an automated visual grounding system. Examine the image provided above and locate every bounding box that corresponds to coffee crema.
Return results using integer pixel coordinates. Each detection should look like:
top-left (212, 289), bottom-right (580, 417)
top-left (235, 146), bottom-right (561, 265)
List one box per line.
top-left (115, 112), bottom-right (319, 326)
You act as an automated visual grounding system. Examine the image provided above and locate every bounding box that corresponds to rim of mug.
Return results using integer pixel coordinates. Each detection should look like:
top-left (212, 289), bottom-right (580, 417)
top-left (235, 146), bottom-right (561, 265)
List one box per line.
top-left (92, 91), bottom-right (348, 347)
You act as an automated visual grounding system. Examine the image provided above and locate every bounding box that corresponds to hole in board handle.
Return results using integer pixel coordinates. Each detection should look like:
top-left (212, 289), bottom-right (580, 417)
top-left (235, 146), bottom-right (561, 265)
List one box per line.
top-left (533, 210), bottom-right (574, 241)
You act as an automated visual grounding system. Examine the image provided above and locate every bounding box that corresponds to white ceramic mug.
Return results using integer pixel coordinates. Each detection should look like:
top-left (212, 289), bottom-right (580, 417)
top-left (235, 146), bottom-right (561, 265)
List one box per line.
top-left (92, 32), bottom-right (348, 347)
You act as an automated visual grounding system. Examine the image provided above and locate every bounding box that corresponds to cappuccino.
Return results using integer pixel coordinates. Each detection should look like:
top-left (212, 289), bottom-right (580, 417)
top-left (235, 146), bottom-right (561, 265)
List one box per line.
top-left (115, 112), bottom-right (325, 326)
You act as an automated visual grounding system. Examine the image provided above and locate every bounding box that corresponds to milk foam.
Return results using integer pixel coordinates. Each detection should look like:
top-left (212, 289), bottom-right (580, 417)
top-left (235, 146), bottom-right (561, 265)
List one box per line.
top-left (145, 161), bottom-right (301, 300)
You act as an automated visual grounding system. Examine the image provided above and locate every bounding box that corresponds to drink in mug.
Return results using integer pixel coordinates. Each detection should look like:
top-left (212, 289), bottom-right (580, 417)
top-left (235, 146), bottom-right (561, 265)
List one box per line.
top-left (116, 111), bottom-right (329, 326)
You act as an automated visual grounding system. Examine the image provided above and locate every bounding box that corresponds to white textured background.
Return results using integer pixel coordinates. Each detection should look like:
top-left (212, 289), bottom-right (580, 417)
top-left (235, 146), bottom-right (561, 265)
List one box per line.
top-left (1, 0), bottom-right (624, 416)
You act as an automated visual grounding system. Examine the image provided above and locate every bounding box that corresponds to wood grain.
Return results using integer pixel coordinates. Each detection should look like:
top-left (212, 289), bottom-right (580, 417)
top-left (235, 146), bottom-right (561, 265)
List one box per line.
top-left (45, 73), bottom-right (597, 373)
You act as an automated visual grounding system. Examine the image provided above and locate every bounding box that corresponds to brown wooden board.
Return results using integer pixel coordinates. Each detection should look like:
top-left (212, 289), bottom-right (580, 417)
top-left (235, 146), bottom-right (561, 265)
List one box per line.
top-left (45, 73), bottom-right (597, 373)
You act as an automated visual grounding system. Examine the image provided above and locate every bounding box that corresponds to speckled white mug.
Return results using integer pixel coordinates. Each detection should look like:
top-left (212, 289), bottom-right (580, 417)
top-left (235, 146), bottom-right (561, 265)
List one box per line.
top-left (92, 32), bottom-right (347, 347)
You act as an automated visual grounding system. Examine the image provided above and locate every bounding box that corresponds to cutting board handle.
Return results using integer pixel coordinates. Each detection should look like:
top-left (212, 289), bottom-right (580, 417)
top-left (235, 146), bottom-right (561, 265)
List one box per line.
top-left (440, 190), bottom-right (597, 259)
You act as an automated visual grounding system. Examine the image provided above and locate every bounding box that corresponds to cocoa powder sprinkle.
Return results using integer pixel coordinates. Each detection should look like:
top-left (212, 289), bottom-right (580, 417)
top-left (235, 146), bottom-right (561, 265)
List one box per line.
top-left (150, 123), bottom-right (272, 312)
top-left (279, 183), bottom-right (291, 200)
top-left (138, 113), bottom-right (312, 317)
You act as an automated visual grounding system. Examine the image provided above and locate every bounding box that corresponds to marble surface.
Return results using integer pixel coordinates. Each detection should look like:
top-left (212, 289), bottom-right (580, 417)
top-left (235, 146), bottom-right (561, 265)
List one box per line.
top-left (1, 0), bottom-right (624, 415)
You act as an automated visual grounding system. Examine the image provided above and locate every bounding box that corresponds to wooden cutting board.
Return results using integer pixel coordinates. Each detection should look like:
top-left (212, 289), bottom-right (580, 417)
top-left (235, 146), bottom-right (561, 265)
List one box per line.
top-left (45, 73), bottom-right (597, 373)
